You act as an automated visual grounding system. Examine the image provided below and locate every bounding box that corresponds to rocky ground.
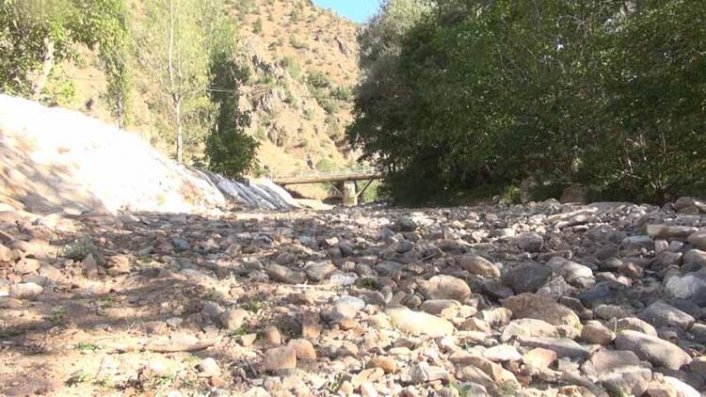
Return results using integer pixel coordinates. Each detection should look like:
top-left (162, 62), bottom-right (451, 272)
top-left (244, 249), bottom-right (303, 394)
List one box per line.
top-left (1, 198), bottom-right (706, 396)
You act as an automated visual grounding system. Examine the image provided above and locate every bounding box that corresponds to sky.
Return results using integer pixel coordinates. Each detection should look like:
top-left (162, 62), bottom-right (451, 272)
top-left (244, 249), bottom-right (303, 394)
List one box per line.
top-left (312, 0), bottom-right (383, 23)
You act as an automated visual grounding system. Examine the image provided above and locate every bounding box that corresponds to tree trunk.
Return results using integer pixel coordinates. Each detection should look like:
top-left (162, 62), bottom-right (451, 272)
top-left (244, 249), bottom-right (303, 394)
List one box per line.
top-left (175, 100), bottom-right (183, 164)
top-left (32, 36), bottom-right (54, 100)
top-left (167, 0), bottom-right (184, 163)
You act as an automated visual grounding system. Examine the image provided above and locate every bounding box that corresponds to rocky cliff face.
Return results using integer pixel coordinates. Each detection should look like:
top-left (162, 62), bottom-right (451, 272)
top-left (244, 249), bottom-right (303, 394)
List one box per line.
top-left (232, 0), bottom-right (362, 182)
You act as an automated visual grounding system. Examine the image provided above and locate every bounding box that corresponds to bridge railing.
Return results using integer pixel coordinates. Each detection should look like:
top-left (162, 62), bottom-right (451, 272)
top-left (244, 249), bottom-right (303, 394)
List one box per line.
top-left (274, 168), bottom-right (380, 179)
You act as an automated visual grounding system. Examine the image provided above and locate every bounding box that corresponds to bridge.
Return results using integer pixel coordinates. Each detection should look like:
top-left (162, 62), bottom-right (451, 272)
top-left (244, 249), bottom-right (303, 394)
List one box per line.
top-left (272, 169), bottom-right (383, 206)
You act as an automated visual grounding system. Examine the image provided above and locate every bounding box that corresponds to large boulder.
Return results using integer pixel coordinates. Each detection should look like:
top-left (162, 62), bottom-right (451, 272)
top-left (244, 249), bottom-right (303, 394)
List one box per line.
top-left (503, 293), bottom-right (582, 335)
top-left (502, 262), bottom-right (552, 293)
top-left (614, 330), bottom-right (692, 370)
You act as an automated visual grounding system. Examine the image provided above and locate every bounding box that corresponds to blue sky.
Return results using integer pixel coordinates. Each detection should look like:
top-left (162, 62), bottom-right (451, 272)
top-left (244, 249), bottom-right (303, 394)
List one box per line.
top-left (312, 0), bottom-right (383, 23)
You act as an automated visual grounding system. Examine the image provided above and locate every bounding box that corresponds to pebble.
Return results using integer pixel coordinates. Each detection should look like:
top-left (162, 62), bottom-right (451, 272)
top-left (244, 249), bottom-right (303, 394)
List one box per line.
top-left (420, 275), bottom-right (471, 301)
top-left (458, 254), bottom-right (500, 277)
top-left (387, 306), bottom-right (455, 337)
top-left (196, 357), bottom-right (221, 377)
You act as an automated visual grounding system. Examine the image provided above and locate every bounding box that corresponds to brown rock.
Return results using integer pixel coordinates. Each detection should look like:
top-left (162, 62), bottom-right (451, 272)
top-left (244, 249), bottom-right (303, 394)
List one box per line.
top-left (261, 347), bottom-right (297, 373)
top-left (367, 356), bottom-right (397, 374)
top-left (501, 318), bottom-right (559, 342)
top-left (458, 255), bottom-right (500, 277)
top-left (219, 308), bottom-right (248, 331)
top-left (644, 382), bottom-right (677, 397)
top-left (302, 312), bottom-right (321, 340)
top-left (580, 320), bottom-right (615, 345)
top-left (287, 338), bottom-right (316, 361)
top-left (419, 275), bottom-right (471, 301)
top-left (503, 293), bottom-right (582, 334)
top-left (106, 255), bottom-right (131, 275)
top-left (82, 253), bottom-right (99, 278)
top-left (240, 333), bottom-right (257, 347)
top-left (522, 347), bottom-right (557, 370)
top-left (263, 326), bottom-right (282, 345)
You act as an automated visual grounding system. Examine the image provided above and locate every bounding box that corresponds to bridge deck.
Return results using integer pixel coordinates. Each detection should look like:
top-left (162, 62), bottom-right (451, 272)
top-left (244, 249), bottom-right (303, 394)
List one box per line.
top-left (273, 170), bottom-right (383, 185)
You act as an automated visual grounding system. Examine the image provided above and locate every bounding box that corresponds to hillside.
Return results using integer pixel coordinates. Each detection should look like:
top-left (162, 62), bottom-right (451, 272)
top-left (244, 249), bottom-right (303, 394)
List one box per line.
top-left (43, 0), bottom-right (362, 199)
top-left (230, 0), bottom-right (362, 188)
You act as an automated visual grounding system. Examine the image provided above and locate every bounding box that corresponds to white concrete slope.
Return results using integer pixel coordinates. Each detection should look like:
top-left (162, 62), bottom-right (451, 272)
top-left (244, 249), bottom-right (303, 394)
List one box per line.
top-left (0, 95), bottom-right (295, 214)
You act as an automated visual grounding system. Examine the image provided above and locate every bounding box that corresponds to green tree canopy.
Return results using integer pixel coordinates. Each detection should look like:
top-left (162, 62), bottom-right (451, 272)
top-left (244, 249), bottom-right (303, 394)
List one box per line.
top-left (348, 0), bottom-right (706, 205)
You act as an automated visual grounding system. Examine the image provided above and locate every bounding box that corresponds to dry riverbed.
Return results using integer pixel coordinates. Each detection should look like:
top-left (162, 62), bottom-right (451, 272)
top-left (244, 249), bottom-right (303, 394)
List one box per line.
top-left (1, 198), bottom-right (706, 396)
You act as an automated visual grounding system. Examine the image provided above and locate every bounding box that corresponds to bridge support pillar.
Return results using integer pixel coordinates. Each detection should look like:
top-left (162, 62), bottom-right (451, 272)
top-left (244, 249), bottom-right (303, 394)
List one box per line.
top-left (342, 180), bottom-right (358, 206)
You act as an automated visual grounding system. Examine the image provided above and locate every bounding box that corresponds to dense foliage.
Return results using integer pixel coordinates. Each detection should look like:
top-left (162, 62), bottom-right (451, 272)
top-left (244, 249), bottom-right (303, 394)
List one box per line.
top-left (0, 0), bottom-right (130, 122)
top-left (348, 0), bottom-right (706, 205)
top-left (205, 39), bottom-right (259, 178)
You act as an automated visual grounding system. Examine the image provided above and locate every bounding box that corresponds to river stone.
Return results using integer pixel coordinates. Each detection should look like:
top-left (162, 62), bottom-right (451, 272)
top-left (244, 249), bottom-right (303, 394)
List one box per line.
top-left (9, 282), bottom-right (43, 299)
top-left (580, 349), bottom-right (644, 378)
top-left (502, 262), bottom-right (552, 293)
top-left (615, 330), bottom-right (692, 370)
top-left (646, 225), bottom-right (698, 239)
top-left (261, 346), bottom-right (297, 373)
top-left (683, 249), bottom-right (706, 267)
top-left (305, 261), bottom-right (337, 282)
top-left (501, 318), bottom-right (559, 342)
top-left (266, 263), bottom-right (306, 284)
top-left (219, 308), bottom-right (248, 330)
top-left (419, 299), bottom-right (461, 317)
top-left (503, 293), bottom-right (582, 333)
top-left (516, 336), bottom-right (590, 359)
top-left (601, 366), bottom-right (652, 397)
top-left (547, 257), bottom-right (594, 286)
top-left (420, 275), bottom-right (471, 301)
top-left (516, 232), bottom-right (544, 252)
top-left (688, 230), bottom-right (706, 250)
top-left (458, 255), bottom-right (500, 277)
top-left (640, 300), bottom-right (695, 330)
top-left (607, 317), bottom-right (658, 337)
top-left (580, 320), bottom-right (615, 345)
top-left (387, 306), bottom-right (454, 337)
top-left (665, 272), bottom-right (706, 305)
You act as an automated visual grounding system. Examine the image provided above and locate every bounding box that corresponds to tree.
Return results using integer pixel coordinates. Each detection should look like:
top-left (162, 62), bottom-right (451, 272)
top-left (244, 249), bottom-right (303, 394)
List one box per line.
top-left (205, 50), bottom-right (259, 178)
top-left (0, 0), bottom-right (131, 120)
top-left (349, 0), bottom-right (706, 205)
top-left (135, 0), bottom-right (216, 164)
top-left (204, 13), bottom-right (259, 178)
